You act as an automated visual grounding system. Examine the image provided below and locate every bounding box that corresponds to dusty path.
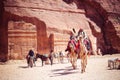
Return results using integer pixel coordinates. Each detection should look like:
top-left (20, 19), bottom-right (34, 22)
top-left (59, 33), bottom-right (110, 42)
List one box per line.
top-left (0, 54), bottom-right (120, 80)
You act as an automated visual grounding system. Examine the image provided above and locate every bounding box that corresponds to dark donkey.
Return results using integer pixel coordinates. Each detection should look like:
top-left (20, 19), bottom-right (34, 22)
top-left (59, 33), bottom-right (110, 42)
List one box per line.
top-left (35, 53), bottom-right (53, 66)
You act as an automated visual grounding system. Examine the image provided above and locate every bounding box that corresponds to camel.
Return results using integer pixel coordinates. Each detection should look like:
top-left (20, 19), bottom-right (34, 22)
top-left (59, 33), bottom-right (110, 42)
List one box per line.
top-left (78, 37), bottom-right (88, 73)
top-left (66, 41), bottom-right (78, 69)
top-left (69, 46), bottom-right (78, 69)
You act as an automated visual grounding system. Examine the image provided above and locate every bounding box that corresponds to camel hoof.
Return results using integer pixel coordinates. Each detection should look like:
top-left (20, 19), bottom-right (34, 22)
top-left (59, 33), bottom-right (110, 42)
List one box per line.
top-left (73, 67), bottom-right (76, 69)
top-left (73, 65), bottom-right (77, 69)
top-left (81, 71), bottom-right (83, 73)
top-left (81, 69), bottom-right (85, 73)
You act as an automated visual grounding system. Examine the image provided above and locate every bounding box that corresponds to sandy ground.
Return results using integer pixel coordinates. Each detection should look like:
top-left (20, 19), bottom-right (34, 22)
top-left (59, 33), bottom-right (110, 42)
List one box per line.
top-left (0, 54), bottom-right (120, 80)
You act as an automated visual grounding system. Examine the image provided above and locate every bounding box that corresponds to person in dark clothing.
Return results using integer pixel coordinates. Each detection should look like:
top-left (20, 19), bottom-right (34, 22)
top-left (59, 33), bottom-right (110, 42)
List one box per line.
top-left (26, 49), bottom-right (36, 66)
top-left (28, 50), bottom-right (34, 57)
top-left (83, 38), bottom-right (91, 51)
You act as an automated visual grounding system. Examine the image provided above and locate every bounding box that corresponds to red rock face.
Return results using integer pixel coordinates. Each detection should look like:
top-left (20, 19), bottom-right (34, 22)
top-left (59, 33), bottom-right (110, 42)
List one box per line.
top-left (0, 0), bottom-right (120, 60)
top-left (8, 21), bottom-right (37, 59)
top-left (83, 0), bottom-right (120, 53)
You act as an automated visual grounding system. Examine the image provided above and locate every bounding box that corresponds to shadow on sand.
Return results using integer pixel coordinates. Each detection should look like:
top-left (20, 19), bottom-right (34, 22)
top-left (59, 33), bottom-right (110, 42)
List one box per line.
top-left (18, 66), bottom-right (29, 69)
top-left (107, 68), bottom-right (120, 70)
top-left (50, 66), bottom-right (79, 77)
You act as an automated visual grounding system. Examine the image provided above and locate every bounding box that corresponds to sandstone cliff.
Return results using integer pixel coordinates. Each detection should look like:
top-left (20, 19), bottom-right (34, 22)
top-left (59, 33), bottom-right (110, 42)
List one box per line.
top-left (0, 0), bottom-right (120, 61)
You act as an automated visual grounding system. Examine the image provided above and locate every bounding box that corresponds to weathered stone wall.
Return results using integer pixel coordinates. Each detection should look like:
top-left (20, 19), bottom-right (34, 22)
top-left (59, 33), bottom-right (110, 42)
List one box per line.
top-left (81, 0), bottom-right (120, 53)
top-left (3, 0), bottom-right (94, 54)
top-left (8, 21), bottom-right (37, 59)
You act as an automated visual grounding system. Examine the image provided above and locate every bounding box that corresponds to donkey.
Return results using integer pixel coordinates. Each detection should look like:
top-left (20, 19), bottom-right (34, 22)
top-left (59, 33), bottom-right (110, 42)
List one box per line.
top-left (35, 53), bottom-right (53, 66)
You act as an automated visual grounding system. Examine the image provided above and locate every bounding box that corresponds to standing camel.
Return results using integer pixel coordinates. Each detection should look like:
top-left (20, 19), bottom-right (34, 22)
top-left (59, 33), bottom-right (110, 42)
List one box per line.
top-left (69, 46), bottom-right (78, 69)
top-left (78, 37), bottom-right (88, 73)
top-left (65, 41), bottom-right (78, 69)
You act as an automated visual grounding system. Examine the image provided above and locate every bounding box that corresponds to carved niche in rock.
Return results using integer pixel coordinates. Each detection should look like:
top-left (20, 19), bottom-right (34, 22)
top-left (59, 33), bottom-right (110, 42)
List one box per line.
top-left (8, 21), bottom-right (37, 59)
